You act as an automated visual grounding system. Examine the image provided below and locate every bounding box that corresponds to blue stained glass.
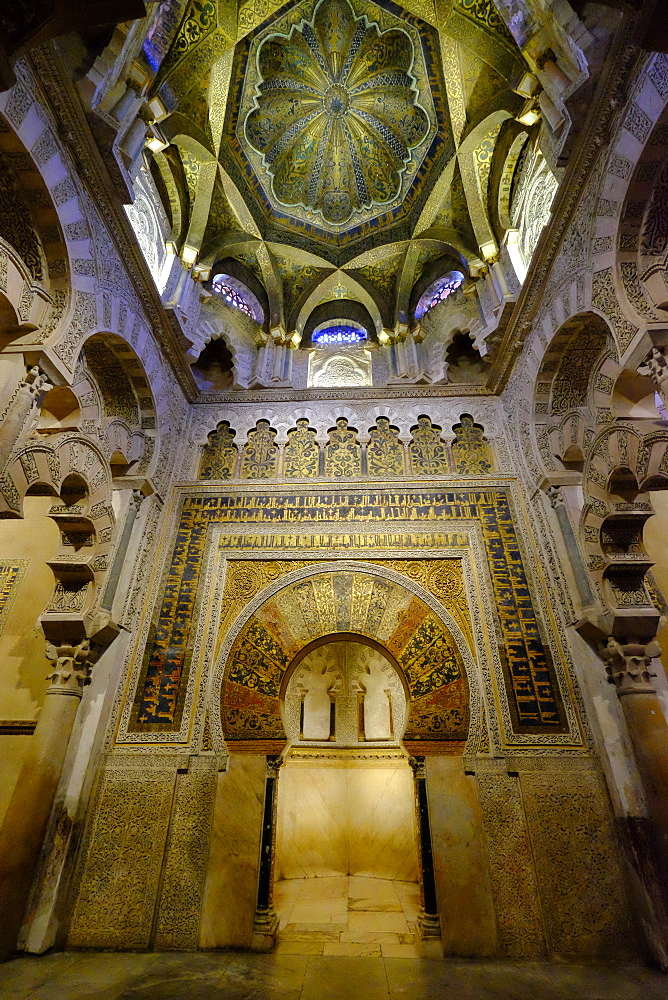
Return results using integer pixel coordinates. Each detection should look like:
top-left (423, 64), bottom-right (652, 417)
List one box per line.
top-left (312, 324), bottom-right (366, 345)
top-left (415, 271), bottom-right (465, 320)
top-left (211, 273), bottom-right (263, 322)
top-left (143, 39), bottom-right (161, 72)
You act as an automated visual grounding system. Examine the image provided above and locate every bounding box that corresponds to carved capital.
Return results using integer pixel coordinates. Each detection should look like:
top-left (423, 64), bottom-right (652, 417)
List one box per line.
top-left (546, 485), bottom-right (565, 509)
top-left (266, 754), bottom-right (283, 778)
top-left (129, 488), bottom-right (145, 513)
top-left (45, 639), bottom-right (98, 697)
top-left (409, 755), bottom-right (427, 780)
top-left (639, 347), bottom-right (668, 389)
top-left (23, 366), bottom-right (52, 401)
top-left (599, 637), bottom-right (660, 696)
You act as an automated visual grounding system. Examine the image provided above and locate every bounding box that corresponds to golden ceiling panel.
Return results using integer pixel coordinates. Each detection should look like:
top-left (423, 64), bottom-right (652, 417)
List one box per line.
top-left (221, 0), bottom-right (453, 256)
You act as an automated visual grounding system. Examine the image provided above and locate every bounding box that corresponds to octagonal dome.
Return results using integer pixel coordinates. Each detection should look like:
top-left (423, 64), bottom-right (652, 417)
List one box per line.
top-left (243, 0), bottom-right (431, 226)
top-left (223, 0), bottom-right (450, 252)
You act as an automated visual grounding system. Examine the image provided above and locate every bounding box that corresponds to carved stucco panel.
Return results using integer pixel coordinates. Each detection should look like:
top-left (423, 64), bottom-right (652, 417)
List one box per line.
top-left (477, 769), bottom-right (545, 958)
top-left (520, 766), bottom-right (631, 958)
top-left (68, 764), bottom-right (175, 949)
top-left (154, 766), bottom-right (218, 950)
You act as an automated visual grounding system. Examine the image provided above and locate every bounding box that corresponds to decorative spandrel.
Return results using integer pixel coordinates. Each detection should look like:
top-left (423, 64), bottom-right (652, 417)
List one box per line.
top-left (452, 414), bottom-right (493, 475)
top-left (367, 417), bottom-right (404, 477)
top-left (240, 419), bottom-right (279, 479)
top-left (199, 421), bottom-right (237, 480)
top-left (324, 417), bottom-right (361, 477)
top-left (243, 0), bottom-right (430, 227)
top-left (408, 416), bottom-right (449, 475)
top-left (130, 491), bottom-right (567, 736)
top-left (284, 419), bottom-right (320, 478)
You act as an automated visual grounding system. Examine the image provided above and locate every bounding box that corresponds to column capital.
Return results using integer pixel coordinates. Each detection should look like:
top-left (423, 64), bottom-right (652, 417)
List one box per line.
top-left (546, 485), bottom-right (565, 509)
top-left (129, 488), bottom-right (145, 513)
top-left (639, 346), bottom-right (668, 384)
top-left (23, 365), bottom-right (52, 400)
top-left (409, 755), bottom-right (427, 779)
top-left (45, 639), bottom-right (98, 697)
top-left (266, 754), bottom-right (283, 778)
top-left (599, 637), bottom-right (660, 696)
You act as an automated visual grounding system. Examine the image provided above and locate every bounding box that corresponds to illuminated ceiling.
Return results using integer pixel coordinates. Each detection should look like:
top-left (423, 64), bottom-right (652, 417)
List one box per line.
top-left (149, 0), bottom-right (529, 328)
top-left (229, 0), bottom-right (447, 246)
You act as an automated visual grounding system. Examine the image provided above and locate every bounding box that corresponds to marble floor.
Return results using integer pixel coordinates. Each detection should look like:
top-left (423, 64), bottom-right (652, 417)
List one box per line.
top-left (0, 950), bottom-right (666, 1000)
top-left (274, 875), bottom-right (429, 957)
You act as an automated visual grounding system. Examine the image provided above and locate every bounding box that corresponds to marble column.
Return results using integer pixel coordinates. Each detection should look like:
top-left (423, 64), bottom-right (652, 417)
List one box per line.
top-left (600, 638), bottom-right (668, 885)
top-left (0, 639), bottom-right (97, 959)
top-left (0, 367), bottom-right (51, 473)
top-left (545, 486), bottom-right (594, 607)
top-left (101, 489), bottom-right (144, 612)
top-left (252, 755), bottom-right (281, 951)
top-left (410, 756), bottom-right (440, 939)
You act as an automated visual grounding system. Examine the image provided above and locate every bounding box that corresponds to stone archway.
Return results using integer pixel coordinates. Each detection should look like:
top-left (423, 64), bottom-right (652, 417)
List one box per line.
top-left (217, 562), bottom-right (477, 755)
top-left (203, 562), bottom-right (479, 952)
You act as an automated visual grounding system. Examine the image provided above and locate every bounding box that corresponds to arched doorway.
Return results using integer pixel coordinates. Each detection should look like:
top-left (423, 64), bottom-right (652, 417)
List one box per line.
top-left (207, 563), bottom-right (478, 954)
top-left (274, 638), bottom-right (422, 955)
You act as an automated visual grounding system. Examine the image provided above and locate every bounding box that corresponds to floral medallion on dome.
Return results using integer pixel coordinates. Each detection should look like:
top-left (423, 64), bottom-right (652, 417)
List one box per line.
top-left (224, 0), bottom-right (449, 252)
top-left (244, 0), bottom-right (429, 225)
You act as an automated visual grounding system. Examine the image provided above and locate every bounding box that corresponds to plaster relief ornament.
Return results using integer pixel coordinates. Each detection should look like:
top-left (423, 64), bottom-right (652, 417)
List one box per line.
top-left (243, 0), bottom-right (431, 228)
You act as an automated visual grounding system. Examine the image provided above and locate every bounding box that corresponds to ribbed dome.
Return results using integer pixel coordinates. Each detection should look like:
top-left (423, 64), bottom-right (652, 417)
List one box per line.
top-left (244, 0), bottom-right (429, 225)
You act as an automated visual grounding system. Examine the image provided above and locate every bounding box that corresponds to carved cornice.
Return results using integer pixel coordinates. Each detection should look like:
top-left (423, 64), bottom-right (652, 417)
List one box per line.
top-left (25, 44), bottom-right (198, 402)
top-left (194, 384), bottom-right (493, 405)
top-left (489, 33), bottom-right (646, 393)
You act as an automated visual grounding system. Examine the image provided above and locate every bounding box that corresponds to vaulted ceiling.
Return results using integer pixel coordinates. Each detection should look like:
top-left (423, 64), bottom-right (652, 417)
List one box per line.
top-left (145, 0), bottom-right (532, 330)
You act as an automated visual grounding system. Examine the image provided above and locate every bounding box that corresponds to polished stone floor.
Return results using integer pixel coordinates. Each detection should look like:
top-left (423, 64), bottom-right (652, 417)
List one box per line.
top-left (1, 950), bottom-right (667, 1000)
top-left (274, 875), bottom-right (429, 957)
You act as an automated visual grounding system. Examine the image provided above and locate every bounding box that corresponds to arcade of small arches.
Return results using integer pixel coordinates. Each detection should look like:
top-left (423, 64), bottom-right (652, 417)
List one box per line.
top-left (199, 413), bottom-right (494, 480)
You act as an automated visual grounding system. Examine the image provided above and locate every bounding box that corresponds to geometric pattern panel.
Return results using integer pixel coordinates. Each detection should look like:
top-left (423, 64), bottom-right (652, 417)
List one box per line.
top-left (129, 488), bottom-right (566, 736)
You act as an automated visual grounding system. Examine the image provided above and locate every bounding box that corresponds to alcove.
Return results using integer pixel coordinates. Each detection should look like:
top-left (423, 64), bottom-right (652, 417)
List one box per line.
top-left (274, 640), bottom-right (420, 948)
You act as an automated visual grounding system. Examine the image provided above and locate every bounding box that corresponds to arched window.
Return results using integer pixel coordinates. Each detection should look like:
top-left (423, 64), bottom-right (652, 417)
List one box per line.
top-left (211, 273), bottom-right (263, 322)
top-left (414, 270), bottom-right (465, 320)
top-left (311, 320), bottom-right (367, 346)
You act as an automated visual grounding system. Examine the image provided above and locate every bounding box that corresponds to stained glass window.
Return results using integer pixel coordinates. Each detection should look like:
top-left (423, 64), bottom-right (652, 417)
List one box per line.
top-left (414, 271), bottom-right (465, 320)
top-left (312, 322), bottom-right (367, 345)
top-left (211, 273), bottom-right (263, 323)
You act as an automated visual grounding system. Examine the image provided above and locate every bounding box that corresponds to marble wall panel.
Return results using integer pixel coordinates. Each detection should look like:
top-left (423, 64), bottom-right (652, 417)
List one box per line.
top-left (275, 760), bottom-right (418, 882)
top-left (347, 763), bottom-right (418, 881)
top-left (276, 762), bottom-right (348, 879)
top-left (425, 756), bottom-right (498, 957)
top-left (199, 754), bottom-right (266, 949)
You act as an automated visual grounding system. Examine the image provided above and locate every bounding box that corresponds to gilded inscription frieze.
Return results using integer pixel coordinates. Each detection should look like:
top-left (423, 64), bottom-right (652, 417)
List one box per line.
top-left (128, 487), bottom-right (567, 740)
